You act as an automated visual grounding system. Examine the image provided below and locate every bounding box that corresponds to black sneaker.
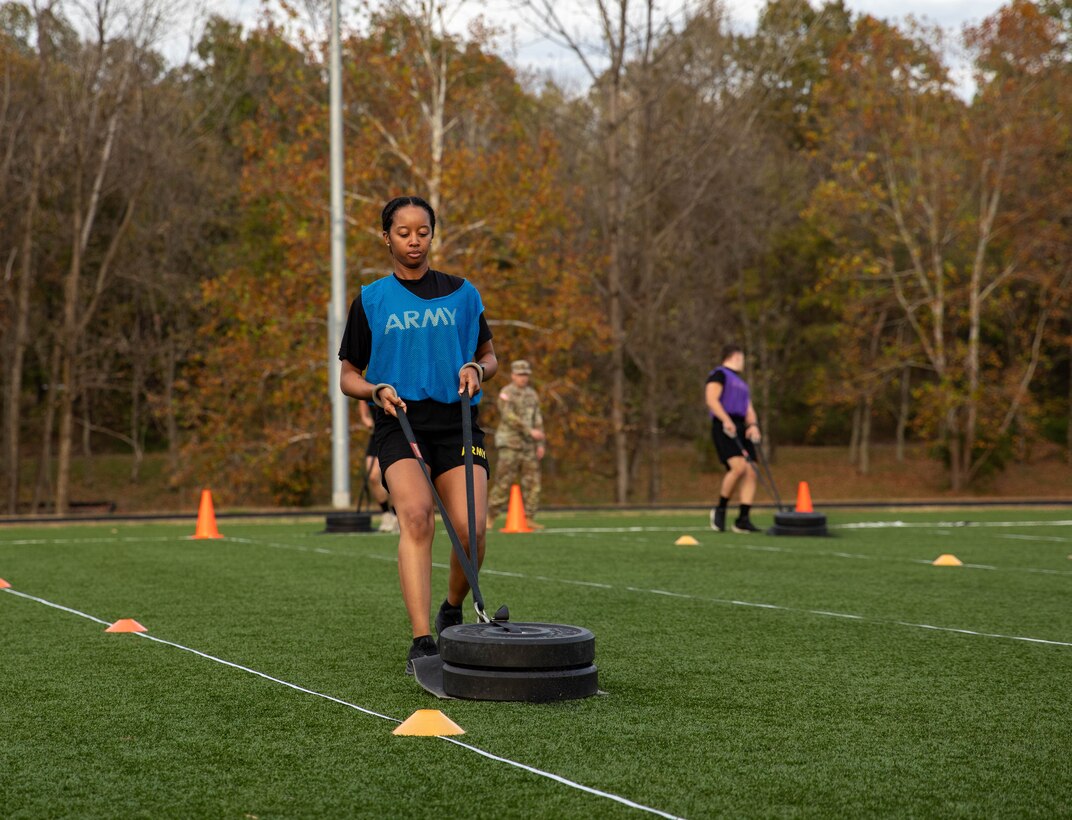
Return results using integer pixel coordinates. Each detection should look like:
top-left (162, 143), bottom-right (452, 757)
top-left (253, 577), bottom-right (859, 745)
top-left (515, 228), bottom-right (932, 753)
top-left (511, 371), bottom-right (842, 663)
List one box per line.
top-left (405, 635), bottom-right (439, 675)
top-left (434, 602), bottom-right (463, 643)
top-left (710, 507), bottom-right (726, 532)
top-left (732, 518), bottom-right (760, 533)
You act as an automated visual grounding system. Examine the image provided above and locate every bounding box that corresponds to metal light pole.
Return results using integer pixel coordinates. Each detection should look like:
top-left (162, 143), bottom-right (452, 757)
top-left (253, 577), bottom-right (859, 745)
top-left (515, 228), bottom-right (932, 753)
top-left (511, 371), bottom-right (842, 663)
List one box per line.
top-left (328, 0), bottom-right (350, 510)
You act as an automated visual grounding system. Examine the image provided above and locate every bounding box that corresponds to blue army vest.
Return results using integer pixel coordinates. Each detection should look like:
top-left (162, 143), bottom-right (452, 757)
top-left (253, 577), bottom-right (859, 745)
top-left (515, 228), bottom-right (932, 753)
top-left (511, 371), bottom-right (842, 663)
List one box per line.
top-left (362, 275), bottom-right (483, 404)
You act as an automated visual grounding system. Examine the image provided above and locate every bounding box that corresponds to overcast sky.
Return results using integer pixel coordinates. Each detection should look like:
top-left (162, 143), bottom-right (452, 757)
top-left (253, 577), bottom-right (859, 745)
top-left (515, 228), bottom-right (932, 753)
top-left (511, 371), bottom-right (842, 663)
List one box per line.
top-left (172, 0), bottom-right (1010, 89)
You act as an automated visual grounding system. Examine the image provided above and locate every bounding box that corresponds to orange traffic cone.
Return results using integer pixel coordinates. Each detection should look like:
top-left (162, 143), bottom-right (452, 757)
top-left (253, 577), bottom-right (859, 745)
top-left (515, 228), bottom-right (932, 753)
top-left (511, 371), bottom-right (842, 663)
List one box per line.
top-left (795, 481), bottom-right (813, 513)
top-left (0, 578), bottom-right (10, 589)
top-left (500, 484), bottom-right (533, 533)
top-left (193, 489), bottom-right (223, 539)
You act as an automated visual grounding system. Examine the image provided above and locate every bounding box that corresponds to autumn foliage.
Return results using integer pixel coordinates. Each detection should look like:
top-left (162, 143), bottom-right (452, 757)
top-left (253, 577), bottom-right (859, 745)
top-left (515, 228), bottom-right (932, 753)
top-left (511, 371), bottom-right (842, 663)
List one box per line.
top-left (2, 0), bottom-right (1071, 512)
top-left (181, 13), bottom-right (601, 504)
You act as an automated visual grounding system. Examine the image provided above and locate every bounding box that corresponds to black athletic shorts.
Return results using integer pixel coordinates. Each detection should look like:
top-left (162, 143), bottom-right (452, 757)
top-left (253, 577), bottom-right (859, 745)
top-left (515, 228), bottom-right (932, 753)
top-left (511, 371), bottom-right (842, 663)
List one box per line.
top-left (711, 414), bottom-right (756, 467)
top-left (373, 401), bottom-right (489, 491)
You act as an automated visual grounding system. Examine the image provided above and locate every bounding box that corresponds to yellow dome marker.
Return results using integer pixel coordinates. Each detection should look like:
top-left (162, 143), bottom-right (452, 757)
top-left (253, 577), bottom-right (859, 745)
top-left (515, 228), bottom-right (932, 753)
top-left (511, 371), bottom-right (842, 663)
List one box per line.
top-left (674, 535), bottom-right (699, 546)
top-left (393, 709), bottom-right (466, 737)
top-left (932, 554), bottom-right (963, 567)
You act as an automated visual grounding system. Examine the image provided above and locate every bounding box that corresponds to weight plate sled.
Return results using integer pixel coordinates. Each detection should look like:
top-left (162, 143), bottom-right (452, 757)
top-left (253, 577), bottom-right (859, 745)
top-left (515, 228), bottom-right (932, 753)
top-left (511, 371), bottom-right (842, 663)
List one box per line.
top-left (442, 662), bottom-right (599, 702)
top-left (439, 622), bottom-right (595, 669)
top-left (322, 511), bottom-right (372, 533)
top-left (767, 510), bottom-right (828, 537)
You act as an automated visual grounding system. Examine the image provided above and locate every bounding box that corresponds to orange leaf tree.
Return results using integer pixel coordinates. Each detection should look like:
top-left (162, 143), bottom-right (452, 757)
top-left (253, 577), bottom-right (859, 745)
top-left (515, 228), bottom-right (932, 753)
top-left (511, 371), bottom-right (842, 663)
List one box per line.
top-left (182, 9), bottom-right (602, 505)
top-left (809, 6), bottom-right (1071, 489)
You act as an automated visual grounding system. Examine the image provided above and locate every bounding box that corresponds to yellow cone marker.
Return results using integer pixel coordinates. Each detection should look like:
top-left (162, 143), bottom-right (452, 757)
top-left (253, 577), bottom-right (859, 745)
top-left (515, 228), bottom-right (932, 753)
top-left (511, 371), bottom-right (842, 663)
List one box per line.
top-left (393, 709), bottom-right (465, 737)
top-left (105, 619), bottom-right (148, 633)
top-left (932, 554), bottom-right (963, 567)
top-left (674, 535), bottom-right (699, 546)
top-left (0, 578), bottom-right (10, 589)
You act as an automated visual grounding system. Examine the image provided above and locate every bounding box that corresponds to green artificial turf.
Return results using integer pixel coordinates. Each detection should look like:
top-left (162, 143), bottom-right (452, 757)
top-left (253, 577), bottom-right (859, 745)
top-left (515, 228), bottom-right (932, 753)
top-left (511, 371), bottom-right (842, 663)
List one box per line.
top-left (1, 509), bottom-right (1070, 818)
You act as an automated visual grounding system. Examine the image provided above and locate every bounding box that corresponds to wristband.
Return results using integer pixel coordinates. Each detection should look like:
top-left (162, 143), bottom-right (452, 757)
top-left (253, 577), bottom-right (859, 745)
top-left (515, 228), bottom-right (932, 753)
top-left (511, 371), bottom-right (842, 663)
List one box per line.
top-left (460, 361), bottom-right (484, 382)
top-left (371, 383), bottom-right (395, 408)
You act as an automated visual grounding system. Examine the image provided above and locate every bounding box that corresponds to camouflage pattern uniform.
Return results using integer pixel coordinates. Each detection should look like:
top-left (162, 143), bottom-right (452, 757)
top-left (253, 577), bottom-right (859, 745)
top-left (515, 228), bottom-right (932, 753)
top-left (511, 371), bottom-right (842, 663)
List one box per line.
top-left (488, 363), bottom-right (544, 519)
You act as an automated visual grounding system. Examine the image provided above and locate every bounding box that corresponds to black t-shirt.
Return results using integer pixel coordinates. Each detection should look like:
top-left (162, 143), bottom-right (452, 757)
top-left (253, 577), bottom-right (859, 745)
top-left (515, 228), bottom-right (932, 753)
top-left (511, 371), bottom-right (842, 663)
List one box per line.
top-left (338, 269), bottom-right (493, 429)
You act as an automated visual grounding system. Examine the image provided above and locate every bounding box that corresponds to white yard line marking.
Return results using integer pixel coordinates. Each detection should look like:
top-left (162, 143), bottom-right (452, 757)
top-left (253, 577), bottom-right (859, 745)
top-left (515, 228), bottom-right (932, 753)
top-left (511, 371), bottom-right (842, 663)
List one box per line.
top-left (1, 586), bottom-right (684, 820)
top-left (11, 529), bottom-right (1070, 651)
top-left (221, 538), bottom-right (1067, 647)
top-left (709, 539), bottom-right (1072, 576)
top-left (542, 526), bottom-right (704, 534)
top-left (997, 534), bottom-right (1072, 544)
top-left (617, 586), bottom-right (1072, 648)
top-left (836, 519), bottom-right (1072, 530)
top-left (0, 536), bottom-right (178, 546)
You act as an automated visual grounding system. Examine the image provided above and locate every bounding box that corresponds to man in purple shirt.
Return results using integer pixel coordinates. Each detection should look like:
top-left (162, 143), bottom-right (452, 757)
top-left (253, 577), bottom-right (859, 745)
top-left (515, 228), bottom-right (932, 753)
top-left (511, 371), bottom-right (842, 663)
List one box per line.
top-left (705, 345), bottom-right (762, 532)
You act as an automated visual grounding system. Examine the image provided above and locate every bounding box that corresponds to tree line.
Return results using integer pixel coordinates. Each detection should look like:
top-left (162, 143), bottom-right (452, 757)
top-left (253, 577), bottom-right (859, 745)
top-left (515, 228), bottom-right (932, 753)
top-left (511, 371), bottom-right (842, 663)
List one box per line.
top-left (1, 0), bottom-right (1070, 512)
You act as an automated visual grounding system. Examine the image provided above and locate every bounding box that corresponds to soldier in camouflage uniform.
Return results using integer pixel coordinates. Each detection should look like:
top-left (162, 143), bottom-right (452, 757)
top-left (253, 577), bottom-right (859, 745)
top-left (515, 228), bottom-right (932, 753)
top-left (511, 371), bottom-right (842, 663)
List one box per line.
top-left (487, 360), bottom-right (545, 526)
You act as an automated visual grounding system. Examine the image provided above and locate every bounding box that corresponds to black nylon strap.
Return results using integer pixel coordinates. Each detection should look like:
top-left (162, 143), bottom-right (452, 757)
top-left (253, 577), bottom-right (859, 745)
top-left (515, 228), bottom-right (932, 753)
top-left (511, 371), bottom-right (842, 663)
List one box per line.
top-left (460, 396), bottom-right (479, 588)
top-left (394, 405), bottom-right (487, 620)
top-left (735, 432), bottom-right (785, 511)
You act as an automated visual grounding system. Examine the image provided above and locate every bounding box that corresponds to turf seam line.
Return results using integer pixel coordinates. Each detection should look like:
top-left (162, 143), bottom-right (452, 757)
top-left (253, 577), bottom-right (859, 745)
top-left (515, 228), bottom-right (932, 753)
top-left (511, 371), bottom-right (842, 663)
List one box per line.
top-left (1, 585), bottom-right (685, 820)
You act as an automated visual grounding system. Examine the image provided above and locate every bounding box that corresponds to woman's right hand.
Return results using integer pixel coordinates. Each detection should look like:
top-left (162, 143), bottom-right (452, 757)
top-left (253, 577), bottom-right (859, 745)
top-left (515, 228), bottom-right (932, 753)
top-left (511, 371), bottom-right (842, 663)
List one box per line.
top-left (374, 384), bottom-right (406, 417)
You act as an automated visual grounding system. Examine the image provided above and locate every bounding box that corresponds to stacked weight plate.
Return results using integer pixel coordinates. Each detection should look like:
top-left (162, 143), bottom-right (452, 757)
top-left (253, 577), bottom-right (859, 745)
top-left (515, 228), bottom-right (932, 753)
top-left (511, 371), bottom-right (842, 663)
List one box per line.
top-left (767, 510), bottom-right (828, 537)
top-left (439, 622), bottom-right (598, 702)
top-left (322, 511), bottom-right (373, 533)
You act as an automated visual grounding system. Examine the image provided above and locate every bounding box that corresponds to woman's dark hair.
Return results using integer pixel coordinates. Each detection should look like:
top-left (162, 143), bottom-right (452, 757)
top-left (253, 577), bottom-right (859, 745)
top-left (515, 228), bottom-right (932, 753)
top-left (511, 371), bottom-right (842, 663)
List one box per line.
top-left (721, 344), bottom-right (742, 361)
top-left (381, 196), bottom-right (436, 236)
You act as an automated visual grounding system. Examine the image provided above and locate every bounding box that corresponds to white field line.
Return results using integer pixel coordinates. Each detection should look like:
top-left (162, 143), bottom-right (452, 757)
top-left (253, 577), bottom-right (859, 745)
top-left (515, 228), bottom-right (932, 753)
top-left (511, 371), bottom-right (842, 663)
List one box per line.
top-left (295, 540), bottom-right (1072, 650)
top-left (0, 536), bottom-right (177, 546)
top-left (8, 528), bottom-right (1072, 648)
top-left (593, 534), bottom-right (1072, 577)
top-left (1, 586), bottom-right (684, 820)
top-left (997, 534), bottom-right (1072, 544)
top-left (835, 519), bottom-right (1072, 530)
top-left (7, 526), bottom-right (1071, 586)
top-left (617, 587), bottom-right (1072, 649)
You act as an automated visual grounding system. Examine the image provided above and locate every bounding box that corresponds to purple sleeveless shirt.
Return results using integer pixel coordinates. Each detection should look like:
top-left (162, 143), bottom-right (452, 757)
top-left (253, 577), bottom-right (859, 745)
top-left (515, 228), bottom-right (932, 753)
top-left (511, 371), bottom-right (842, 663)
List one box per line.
top-left (707, 367), bottom-right (750, 418)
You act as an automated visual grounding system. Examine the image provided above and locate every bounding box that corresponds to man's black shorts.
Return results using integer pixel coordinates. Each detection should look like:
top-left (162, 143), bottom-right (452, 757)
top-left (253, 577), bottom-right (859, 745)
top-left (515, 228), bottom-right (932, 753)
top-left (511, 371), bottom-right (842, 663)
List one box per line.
top-left (711, 415), bottom-right (756, 467)
top-left (373, 401), bottom-right (489, 490)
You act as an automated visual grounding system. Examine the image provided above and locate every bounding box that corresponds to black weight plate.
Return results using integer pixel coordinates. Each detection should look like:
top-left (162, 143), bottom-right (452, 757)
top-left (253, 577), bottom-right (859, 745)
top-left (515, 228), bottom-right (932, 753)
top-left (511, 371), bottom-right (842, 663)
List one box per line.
top-left (442, 662), bottom-right (599, 702)
top-left (772, 511), bottom-right (828, 528)
top-left (439, 622), bottom-right (595, 670)
top-left (323, 511), bottom-right (372, 533)
top-left (767, 524), bottom-right (829, 537)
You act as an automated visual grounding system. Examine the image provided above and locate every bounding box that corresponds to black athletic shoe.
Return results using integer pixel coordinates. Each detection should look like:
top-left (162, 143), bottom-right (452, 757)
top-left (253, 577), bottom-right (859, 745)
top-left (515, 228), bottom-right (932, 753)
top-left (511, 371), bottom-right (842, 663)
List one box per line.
top-left (710, 507), bottom-right (726, 532)
top-left (435, 602), bottom-right (463, 643)
top-left (732, 518), bottom-right (760, 533)
top-left (405, 635), bottom-right (439, 675)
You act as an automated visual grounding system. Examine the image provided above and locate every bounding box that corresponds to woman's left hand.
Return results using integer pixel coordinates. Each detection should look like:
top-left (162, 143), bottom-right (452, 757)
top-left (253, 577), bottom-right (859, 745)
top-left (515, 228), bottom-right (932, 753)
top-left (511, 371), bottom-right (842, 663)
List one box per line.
top-left (459, 367), bottom-right (482, 398)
